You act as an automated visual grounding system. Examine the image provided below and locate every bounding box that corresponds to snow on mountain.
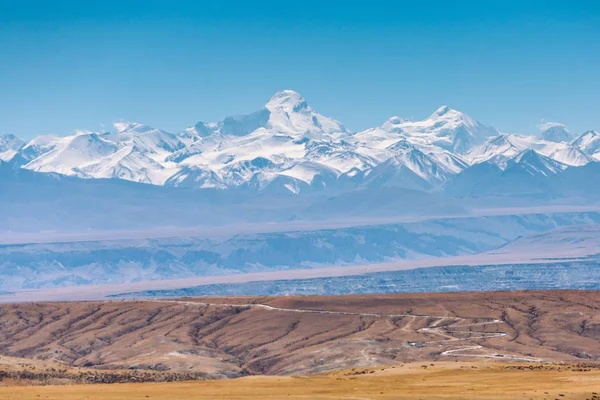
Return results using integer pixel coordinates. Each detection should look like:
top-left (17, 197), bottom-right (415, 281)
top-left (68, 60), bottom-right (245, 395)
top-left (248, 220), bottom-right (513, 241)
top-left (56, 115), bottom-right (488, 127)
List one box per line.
top-left (264, 90), bottom-right (349, 137)
top-left (350, 106), bottom-right (498, 183)
top-left (182, 90), bottom-right (348, 142)
top-left (379, 106), bottom-right (500, 153)
top-left (24, 132), bottom-right (121, 175)
top-left (97, 122), bottom-right (186, 184)
top-left (572, 130), bottom-right (600, 159)
top-left (382, 139), bottom-right (462, 181)
top-left (165, 165), bottom-right (226, 189)
top-left (182, 108), bottom-right (271, 141)
top-left (166, 135), bottom-right (223, 164)
top-left (424, 147), bottom-right (470, 174)
top-left (251, 174), bottom-right (311, 195)
top-left (349, 110), bottom-right (481, 180)
top-left (110, 122), bottom-right (185, 154)
top-left (507, 149), bottom-right (567, 177)
top-left (304, 138), bottom-right (377, 172)
top-left (277, 160), bottom-right (339, 187)
top-left (351, 120), bottom-right (406, 150)
top-left (6, 134), bottom-right (61, 166)
top-left (548, 144), bottom-right (594, 167)
top-left (171, 91), bottom-right (355, 191)
top-left (76, 145), bottom-right (174, 184)
top-left (355, 141), bottom-right (457, 190)
top-left (21, 123), bottom-right (186, 185)
top-left (465, 134), bottom-right (541, 168)
top-left (0, 134), bottom-right (25, 161)
top-left (0, 134), bottom-right (24, 151)
top-left (539, 122), bottom-right (572, 142)
top-left (177, 129), bottom-right (306, 187)
top-left (220, 157), bottom-right (285, 188)
top-left (465, 134), bottom-right (592, 168)
top-left (5, 90), bottom-right (599, 195)
top-left (446, 149), bottom-right (567, 198)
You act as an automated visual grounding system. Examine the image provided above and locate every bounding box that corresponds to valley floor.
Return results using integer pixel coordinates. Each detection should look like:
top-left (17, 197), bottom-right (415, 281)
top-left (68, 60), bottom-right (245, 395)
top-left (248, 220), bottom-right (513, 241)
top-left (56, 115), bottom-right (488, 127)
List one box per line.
top-left (1, 362), bottom-right (600, 400)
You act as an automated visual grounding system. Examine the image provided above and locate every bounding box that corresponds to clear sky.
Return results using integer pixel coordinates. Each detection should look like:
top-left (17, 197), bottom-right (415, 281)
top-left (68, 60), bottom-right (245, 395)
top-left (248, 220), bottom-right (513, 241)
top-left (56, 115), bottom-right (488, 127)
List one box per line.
top-left (1, 0), bottom-right (599, 139)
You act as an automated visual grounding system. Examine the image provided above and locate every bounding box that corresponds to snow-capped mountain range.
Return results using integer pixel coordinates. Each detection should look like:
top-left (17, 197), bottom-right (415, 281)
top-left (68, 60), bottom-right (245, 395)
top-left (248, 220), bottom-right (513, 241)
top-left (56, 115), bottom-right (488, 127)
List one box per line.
top-left (2, 90), bottom-right (599, 194)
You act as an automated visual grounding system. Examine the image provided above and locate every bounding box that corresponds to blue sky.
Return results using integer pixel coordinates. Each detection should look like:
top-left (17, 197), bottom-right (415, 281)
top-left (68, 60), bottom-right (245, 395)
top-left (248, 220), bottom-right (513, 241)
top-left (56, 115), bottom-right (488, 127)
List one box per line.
top-left (1, 0), bottom-right (599, 139)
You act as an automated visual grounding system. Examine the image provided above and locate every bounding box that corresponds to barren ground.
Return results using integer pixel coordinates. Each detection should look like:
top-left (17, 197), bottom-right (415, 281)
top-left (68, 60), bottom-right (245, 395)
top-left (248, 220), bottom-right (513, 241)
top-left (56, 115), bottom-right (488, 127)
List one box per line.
top-left (0, 291), bottom-right (599, 379)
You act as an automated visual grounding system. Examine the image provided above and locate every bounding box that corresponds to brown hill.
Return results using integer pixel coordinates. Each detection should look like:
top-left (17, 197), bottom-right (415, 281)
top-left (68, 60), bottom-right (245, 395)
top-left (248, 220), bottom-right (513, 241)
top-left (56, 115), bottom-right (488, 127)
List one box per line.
top-left (0, 291), bottom-right (599, 379)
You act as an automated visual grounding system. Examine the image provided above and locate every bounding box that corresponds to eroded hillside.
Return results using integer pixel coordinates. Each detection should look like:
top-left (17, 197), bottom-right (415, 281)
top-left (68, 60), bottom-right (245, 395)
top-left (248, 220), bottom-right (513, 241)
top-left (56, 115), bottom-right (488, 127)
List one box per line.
top-left (0, 291), bottom-right (599, 379)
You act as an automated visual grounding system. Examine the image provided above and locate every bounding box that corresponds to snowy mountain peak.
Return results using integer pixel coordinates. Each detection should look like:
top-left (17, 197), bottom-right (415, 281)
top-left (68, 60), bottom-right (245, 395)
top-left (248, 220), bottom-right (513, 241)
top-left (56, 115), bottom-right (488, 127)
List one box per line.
top-left (578, 129), bottom-right (599, 139)
top-left (466, 133), bottom-right (596, 168)
top-left (488, 134), bottom-right (513, 146)
top-left (0, 134), bottom-right (24, 151)
top-left (74, 129), bottom-right (94, 136)
top-left (113, 122), bottom-right (154, 134)
top-left (509, 149), bottom-right (566, 176)
top-left (357, 106), bottom-right (499, 154)
top-left (359, 145), bottom-right (455, 190)
top-left (409, 107), bottom-right (498, 153)
top-left (386, 116), bottom-right (410, 125)
top-left (0, 134), bottom-right (25, 161)
top-left (539, 122), bottom-right (572, 143)
top-left (265, 90), bottom-right (308, 112)
top-left (381, 116), bottom-right (410, 132)
top-left (427, 105), bottom-right (475, 126)
top-left (549, 143), bottom-right (594, 167)
top-left (4, 93), bottom-right (596, 195)
top-left (572, 130), bottom-right (600, 158)
top-left (513, 148), bottom-right (541, 164)
top-left (431, 105), bottom-right (453, 117)
top-left (263, 90), bottom-right (348, 137)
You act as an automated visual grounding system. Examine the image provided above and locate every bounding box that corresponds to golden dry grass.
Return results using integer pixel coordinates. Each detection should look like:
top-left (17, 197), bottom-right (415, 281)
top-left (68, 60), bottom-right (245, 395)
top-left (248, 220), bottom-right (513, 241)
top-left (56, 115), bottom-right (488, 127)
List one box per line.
top-left (1, 362), bottom-right (599, 400)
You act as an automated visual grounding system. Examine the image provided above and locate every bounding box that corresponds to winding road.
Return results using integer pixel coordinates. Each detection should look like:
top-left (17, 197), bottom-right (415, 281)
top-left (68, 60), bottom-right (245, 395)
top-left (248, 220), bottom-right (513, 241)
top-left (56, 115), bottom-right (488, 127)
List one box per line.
top-left (153, 299), bottom-right (544, 362)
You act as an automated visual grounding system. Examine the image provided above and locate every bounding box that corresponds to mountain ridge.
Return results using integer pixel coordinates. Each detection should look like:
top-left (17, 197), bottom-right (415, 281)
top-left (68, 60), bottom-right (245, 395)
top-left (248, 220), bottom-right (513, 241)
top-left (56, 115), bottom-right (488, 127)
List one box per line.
top-left (2, 90), bottom-right (599, 194)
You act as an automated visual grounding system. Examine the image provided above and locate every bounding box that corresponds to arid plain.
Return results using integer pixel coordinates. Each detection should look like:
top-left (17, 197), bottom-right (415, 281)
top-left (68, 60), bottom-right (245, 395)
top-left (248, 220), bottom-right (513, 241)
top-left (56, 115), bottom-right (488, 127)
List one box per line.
top-left (1, 291), bottom-right (600, 399)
